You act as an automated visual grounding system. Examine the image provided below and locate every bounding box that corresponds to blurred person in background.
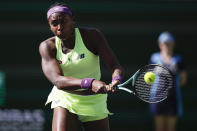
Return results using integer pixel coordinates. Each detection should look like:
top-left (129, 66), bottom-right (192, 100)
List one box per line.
top-left (39, 2), bottom-right (124, 131)
top-left (149, 31), bottom-right (187, 131)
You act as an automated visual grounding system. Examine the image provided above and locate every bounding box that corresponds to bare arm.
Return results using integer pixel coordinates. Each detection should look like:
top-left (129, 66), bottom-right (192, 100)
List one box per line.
top-left (90, 29), bottom-right (124, 90)
top-left (180, 70), bottom-right (187, 87)
top-left (95, 29), bottom-right (123, 77)
top-left (39, 38), bottom-right (81, 90)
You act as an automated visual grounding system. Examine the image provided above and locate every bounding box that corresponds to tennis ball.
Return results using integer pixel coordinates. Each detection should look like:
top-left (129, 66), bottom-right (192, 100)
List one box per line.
top-left (144, 72), bottom-right (156, 84)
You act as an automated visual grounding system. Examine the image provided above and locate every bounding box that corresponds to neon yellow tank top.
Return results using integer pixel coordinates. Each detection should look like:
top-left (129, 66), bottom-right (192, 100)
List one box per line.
top-left (55, 28), bottom-right (101, 80)
top-left (46, 28), bottom-right (110, 117)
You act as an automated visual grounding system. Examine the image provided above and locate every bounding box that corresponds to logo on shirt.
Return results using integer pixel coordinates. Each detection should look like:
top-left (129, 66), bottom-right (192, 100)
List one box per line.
top-left (80, 53), bottom-right (85, 59)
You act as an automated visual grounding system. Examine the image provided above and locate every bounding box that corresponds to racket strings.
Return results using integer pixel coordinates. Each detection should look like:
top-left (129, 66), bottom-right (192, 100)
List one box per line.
top-left (134, 66), bottom-right (173, 103)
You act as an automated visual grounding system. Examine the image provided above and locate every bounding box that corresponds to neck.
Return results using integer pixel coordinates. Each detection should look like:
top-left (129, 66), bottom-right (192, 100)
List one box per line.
top-left (161, 51), bottom-right (173, 57)
top-left (160, 51), bottom-right (173, 64)
top-left (61, 29), bottom-right (75, 49)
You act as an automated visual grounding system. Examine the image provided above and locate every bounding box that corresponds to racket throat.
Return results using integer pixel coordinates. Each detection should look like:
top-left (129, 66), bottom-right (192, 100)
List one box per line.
top-left (118, 87), bottom-right (135, 94)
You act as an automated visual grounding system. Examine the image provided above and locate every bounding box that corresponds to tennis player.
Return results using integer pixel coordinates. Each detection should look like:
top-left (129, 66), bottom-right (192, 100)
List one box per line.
top-left (39, 2), bottom-right (124, 131)
top-left (149, 32), bottom-right (187, 131)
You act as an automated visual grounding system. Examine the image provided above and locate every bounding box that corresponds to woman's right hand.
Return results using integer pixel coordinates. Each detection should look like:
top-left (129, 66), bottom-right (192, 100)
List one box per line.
top-left (91, 80), bottom-right (108, 93)
top-left (91, 80), bottom-right (116, 93)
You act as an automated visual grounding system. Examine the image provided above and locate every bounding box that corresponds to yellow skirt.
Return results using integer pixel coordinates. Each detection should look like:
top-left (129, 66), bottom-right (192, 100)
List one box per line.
top-left (45, 86), bottom-right (111, 121)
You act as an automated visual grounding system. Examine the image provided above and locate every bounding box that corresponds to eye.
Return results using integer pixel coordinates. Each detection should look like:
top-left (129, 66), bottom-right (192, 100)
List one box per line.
top-left (51, 20), bottom-right (58, 27)
top-left (61, 19), bottom-right (67, 24)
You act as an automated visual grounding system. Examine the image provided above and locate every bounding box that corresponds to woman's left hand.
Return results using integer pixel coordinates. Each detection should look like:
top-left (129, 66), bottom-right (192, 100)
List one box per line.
top-left (105, 80), bottom-right (120, 93)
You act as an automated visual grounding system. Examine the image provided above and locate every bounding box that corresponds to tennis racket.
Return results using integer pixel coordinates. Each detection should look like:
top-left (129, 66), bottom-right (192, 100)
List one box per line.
top-left (117, 64), bottom-right (174, 103)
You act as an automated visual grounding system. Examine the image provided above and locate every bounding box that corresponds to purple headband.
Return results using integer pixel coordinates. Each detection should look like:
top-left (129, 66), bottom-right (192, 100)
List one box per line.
top-left (47, 6), bottom-right (72, 19)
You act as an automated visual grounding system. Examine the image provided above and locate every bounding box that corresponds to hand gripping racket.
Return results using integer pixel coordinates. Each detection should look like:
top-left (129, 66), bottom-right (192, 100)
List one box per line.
top-left (117, 64), bottom-right (174, 103)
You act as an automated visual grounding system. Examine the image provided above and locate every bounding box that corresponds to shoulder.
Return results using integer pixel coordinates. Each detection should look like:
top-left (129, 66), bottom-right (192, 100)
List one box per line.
top-left (39, 37), bottom-right (56, 57)
top-left (78, 27), bottom-right (104, 55)
top-left (150, 52), bottom-right (160, 59)
top-left (79, 27), bottom-right (101, 33)
top-left (174, 54), bottom-right (182, 62)
top-left (79, 27), bottom-right (102, 38)
top-left (150, 52), bottom-right (160, 63)
top-left (39, 37), bottom-right (55, 52)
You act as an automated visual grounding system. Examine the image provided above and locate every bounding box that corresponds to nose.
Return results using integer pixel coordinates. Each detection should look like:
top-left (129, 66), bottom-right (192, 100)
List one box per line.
top-left (57, 24), bottom-right (63, 31)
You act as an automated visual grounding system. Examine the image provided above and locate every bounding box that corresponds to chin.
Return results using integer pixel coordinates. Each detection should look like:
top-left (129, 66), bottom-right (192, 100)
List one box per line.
top-left (57, 34), bottom-right (66, 39)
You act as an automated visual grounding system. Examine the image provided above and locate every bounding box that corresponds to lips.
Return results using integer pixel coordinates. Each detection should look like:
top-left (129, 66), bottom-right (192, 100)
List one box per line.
top-left (56, 29), bottom-right (72, 39)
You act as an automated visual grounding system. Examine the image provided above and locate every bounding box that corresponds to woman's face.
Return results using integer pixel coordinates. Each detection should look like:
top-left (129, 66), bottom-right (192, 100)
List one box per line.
top-left (159, 42), bottom-right (175, 54)
top-left (48, 12), bottom-right (74, 40)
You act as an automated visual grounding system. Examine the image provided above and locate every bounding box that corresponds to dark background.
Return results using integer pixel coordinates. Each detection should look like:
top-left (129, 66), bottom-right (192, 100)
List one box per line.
top-left (0, 0), bottom-right (197, 131)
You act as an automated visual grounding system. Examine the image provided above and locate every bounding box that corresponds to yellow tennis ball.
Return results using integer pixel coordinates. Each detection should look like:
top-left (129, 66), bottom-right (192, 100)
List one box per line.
top-left (144, 72), bottom-right (156, 84)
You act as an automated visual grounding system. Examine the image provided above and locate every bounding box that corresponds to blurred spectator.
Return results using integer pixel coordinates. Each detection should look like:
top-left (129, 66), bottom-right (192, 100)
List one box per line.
top-left (149, 31), bottom-right (187, 131)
